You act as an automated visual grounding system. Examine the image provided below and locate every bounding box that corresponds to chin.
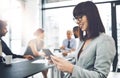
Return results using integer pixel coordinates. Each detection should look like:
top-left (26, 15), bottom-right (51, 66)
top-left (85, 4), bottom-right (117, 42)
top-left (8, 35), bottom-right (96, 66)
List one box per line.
top-left (81, 29), bottom-right (85, 31)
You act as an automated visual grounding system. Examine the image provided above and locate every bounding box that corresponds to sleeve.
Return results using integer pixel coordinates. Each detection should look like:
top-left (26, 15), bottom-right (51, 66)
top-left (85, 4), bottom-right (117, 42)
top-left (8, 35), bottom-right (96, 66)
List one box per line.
top-left (1, 40), bottom-right (24, 58)
top-left (71, 36), bottom-right (116, 78)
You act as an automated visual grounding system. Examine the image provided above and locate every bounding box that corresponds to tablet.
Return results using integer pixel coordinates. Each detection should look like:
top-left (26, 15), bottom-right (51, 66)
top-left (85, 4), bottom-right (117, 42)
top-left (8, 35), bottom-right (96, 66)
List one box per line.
top-left (42, 49), bottom-right (54, 60)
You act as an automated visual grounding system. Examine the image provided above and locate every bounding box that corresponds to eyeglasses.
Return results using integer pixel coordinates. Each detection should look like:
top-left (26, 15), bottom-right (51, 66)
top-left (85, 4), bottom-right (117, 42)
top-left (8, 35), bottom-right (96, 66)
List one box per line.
top-left (73, 15), bottom-right (84, 23)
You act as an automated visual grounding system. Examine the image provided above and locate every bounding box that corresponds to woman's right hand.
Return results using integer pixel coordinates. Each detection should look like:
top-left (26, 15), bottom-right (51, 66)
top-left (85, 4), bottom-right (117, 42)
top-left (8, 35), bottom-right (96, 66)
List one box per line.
top-left (51, 55), bottom-right (74, 73)
top-left (45, 56), bottom-right (53, 64)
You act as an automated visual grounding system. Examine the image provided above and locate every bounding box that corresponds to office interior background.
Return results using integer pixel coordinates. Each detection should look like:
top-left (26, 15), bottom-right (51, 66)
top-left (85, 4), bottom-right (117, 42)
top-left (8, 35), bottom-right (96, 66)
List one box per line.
top-left (0, 0), bottom-right (120, 70)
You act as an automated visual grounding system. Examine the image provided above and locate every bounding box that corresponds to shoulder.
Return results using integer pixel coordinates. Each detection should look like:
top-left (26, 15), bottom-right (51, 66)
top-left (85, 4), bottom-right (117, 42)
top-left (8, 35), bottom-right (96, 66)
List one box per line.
top-left (63, 39), bottom-right (68, 42)
top-left (1, 39), bottom-right (7, 45)
top-left (40, 39), bottom-right (44, 44)
top-left (28, 39), bottom-right (36, 45)
top-left (95, 33), bottom-right (115, 44)
top-left (94, 33), bottom-right (116, 52)
top-left (71, 38), bottom-right (76, 41)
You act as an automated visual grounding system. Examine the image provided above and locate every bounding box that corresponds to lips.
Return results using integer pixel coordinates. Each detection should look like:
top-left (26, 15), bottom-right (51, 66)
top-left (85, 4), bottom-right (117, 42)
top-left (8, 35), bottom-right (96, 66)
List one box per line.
top-left (79, 23), bottom-right (83, 29)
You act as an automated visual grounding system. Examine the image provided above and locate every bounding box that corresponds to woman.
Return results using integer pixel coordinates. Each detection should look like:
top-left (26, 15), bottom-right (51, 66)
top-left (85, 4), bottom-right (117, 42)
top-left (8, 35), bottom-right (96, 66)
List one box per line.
top-left (24, 28), bottom-right (45, 57)
top-left (24, 28), bottom-right (48, 78)
top-left (51, 1), bottom-right (116, 78)
top-left (0, 19), bottom-right (34, 62)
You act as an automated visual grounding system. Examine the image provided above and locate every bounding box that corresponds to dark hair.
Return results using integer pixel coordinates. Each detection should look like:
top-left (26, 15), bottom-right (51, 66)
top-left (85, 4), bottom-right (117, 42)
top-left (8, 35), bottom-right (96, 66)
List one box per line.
top-left (0, 20), bottom-right (7, 29)
top-left (73, 26), bottom-right (79, 32)
top-left (73, 1), bottom-right (105, 40)
top-left (34, 28), bottom-right (44, 36)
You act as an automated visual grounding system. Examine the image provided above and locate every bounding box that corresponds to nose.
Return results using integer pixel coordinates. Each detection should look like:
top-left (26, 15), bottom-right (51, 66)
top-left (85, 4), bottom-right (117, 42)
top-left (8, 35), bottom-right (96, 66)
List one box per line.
top-left (76, 20), bottom-right (80, 24)
top-left (76, 19), bottom-right (81, 24)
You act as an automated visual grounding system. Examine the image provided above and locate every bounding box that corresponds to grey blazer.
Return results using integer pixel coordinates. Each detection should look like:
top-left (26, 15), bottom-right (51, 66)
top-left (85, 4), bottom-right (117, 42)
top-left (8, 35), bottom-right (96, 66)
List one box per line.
top-left (71, 33), bottom-right (116, 78)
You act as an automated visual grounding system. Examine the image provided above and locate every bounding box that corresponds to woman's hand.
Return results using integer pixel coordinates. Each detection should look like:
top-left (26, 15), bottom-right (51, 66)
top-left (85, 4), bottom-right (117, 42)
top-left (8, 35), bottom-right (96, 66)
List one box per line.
top-left (51, 55), bottom-right (74, 73)
top-left (23, 55), bottom-right (34, 60)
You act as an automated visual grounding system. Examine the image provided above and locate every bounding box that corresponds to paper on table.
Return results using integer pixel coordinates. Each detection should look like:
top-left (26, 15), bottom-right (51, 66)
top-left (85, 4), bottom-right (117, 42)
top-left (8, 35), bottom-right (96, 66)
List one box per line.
top-left (32, 59), bottom-right (48, 64)
top-left (12, 58), bottom-right (28, 63)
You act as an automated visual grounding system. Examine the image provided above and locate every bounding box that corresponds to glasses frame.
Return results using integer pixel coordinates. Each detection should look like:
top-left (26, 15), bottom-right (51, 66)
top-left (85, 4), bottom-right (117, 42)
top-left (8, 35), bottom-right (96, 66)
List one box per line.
top-left (73, 15), bottom-right (84, 23)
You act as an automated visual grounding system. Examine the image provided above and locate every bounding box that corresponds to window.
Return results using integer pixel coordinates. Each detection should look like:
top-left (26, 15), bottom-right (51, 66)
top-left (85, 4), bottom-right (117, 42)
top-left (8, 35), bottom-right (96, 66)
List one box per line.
top-left (42, 2), bottom-right (112, 50)
top-left (44, 0), bottom-right (72, 3)
top-left (96, 3), bottom-right (111, 36)
top-left (43, 7), bottom-right (77, 49)
top-left (116, 5), bottom-right (120, 54)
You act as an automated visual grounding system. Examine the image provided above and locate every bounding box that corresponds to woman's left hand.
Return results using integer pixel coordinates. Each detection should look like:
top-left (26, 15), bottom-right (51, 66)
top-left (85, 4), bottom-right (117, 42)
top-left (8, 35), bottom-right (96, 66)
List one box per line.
top-left (51, 55), bottom-right (74, 73)
top-left (23, 55), bottom-right (34, 60)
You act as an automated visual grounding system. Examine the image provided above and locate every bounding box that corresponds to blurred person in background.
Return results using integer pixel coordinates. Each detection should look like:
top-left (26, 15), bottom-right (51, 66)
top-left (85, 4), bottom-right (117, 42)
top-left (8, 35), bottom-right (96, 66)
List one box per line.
top-left (60, 30), bottom-right (76, 56)
top-left (24, 28), bottom-right (48, 78)
top-left (0, 19), bottom-right (34, 62)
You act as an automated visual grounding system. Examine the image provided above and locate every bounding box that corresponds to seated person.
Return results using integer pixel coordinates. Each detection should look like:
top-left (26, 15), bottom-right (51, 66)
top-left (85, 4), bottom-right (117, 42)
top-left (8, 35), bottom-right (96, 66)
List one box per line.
top-left (65, 26), bottom-right (81, 58)
top-left (60, 30), bottom-right (76, 56)
top-left (0, 20), bottom-right (34, 62)
top-left (73, 26), bottom-right (80, 39)
top-left (24, 28), bottom-right (45, 57)
top-left (24, 28), bottom-right (48, 78)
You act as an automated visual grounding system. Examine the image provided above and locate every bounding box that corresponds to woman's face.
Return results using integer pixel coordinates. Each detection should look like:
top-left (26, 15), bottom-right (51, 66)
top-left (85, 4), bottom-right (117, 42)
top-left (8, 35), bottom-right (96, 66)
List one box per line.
top-left (38, 32), bottom-right (44, 39)
top-left (75, 15), bottom-right (88, 32)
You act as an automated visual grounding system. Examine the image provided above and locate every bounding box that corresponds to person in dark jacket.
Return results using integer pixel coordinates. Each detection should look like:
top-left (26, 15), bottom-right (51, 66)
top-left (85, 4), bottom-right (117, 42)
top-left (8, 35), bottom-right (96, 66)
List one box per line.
top-left (0, 19), bottom-right (34, 62)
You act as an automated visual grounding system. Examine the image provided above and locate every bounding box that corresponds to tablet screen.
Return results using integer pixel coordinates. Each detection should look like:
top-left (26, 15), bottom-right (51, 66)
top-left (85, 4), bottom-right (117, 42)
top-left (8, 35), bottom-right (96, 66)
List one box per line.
top-left (42, 49), bottom-right (54, 60)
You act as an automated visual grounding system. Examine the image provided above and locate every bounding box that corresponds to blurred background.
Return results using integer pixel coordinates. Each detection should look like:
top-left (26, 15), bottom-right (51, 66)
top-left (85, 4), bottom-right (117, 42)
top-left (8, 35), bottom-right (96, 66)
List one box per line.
top-left (0, 0), bottom-right (120, 73)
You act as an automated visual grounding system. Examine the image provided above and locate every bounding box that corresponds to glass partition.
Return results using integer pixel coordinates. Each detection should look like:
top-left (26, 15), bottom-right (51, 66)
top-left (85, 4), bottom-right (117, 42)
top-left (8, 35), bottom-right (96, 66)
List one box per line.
top-left (116, 5), bottom-right (120, 67)
top-left (96, 3), bottom-right (111, 36)
top-left (43, 7), bottom-right (77, 49)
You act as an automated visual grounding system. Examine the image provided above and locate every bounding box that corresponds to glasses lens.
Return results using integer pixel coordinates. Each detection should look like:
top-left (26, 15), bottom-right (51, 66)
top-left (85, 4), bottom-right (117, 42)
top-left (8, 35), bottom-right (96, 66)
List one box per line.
top-left (73, 15), bottom-right (84, 23)
top-left (73, 18), bottom-right (77, 23)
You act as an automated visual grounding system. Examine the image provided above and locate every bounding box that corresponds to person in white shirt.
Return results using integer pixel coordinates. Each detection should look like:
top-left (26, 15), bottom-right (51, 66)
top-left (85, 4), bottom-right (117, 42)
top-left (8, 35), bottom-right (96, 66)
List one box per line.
top-left (67, 26), bottom-right (81, 58)
top-left (60, 30), bottom-right (76, 56)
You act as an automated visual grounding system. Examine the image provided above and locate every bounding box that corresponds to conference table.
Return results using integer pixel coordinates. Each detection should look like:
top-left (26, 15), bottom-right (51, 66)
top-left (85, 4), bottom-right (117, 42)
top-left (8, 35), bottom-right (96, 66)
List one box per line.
top-left (0, 57), bottom-right (54, 78)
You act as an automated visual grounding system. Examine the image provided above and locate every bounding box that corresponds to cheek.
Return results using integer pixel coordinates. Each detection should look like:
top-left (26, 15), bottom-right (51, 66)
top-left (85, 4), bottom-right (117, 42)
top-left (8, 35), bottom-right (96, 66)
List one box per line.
top-left (84, 24), bottom-right (88, 30)
top-left (84, 21), bottom-right (88, 31)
